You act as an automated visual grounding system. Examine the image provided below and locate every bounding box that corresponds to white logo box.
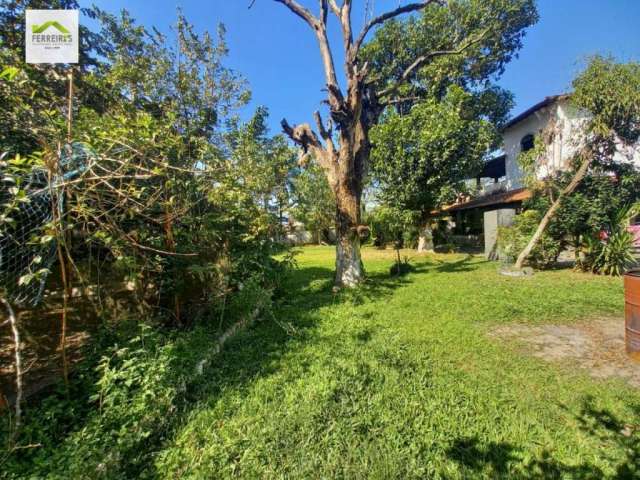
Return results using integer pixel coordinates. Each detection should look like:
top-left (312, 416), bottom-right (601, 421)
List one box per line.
top-left (26, 9), bottom-right (79, 64)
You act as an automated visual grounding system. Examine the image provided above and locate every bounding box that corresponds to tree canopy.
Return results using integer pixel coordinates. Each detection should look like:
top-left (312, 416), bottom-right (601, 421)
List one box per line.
top-left (365, 0), bottom-right (537, 231)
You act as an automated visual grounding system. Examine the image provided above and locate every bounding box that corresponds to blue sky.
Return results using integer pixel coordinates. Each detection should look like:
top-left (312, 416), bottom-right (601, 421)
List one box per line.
top-left (88, 0), bottom-right (640, 133)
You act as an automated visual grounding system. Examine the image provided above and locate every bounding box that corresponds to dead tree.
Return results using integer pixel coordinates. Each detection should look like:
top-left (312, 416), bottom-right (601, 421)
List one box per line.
top-left (269, 0), bottom-right (484, 287)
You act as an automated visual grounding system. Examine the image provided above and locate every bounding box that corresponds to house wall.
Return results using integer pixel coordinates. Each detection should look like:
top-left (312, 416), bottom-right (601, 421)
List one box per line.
top-left (503, 98), bottom-right (640, 189)
top-left (503, 104), bottom-right (553, 189)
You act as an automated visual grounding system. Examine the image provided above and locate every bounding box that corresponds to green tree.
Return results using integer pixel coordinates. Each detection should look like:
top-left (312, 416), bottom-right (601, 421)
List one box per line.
top-left (291, 163), bottom-right (335, 244)
top-left (0, 1), bottom-right (110, 154)
top-left (0, 5), bottom-right (288, 326)
top-left (223, 106), bottom-right (296, 239)
top-left (370, 85), bottom-right (502, 250)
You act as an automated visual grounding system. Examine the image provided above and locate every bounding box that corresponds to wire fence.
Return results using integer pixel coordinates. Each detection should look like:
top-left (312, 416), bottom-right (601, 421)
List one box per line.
top-left (0, 143), bottom-right (94, 306)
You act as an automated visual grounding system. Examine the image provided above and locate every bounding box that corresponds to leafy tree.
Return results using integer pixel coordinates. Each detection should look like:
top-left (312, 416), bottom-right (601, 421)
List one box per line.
top-left (365, 204), bottom-right (419, 248)
top-left (290, 163), bottom-right (335, 243)
top-left (526, 164), bottom-right (640, 246)
top-left (0, 4), bottom-right (289, 326)
top-left (223, 106), bottom-right (296, 239)
top-left (0, 3), bottom-right (299, 468)
top-left (267, 0), bottom-right (537, 287)
top-left (370, 85), bottom-right (502, 249)
top-left (0, 1), bottom-right (110, 154)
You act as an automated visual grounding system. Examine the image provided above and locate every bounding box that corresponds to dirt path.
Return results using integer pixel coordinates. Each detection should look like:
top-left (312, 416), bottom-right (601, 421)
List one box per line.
top-left (489, 317), bottom-right (640, 388)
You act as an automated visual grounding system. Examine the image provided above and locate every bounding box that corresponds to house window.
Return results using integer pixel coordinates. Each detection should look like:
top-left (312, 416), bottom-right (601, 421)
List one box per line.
top-left (521, 134), bottom-right (535, 152)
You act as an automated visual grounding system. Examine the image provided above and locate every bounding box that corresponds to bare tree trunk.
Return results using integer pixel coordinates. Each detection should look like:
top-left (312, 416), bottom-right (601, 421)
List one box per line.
top-left (515, 154), bottom-right (591, 269)
top-left (335, 181), bottom-right (364, 286)
top-left (417, 223), bottom-right (434, 253)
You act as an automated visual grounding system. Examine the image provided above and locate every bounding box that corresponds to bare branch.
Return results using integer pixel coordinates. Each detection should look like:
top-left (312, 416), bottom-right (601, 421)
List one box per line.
top-left (281, 118), bottom-right (338, 185)
top-left (281, 118), bottom-right (323, 154)
top-left (377, 29), bottom-right (489, 98)
top-left (274, 0), bottom-right (340, 94)
top-left (1, 297), bottom-right (22, 435)
top-left (353, 0), bottom-right (444, 56)
top-left (319, 0), bottom-right (328, 25)
top-left (274, 0), bottom-right (319, 28)
top-left (339, 0), bottom-right (353, 51)
top-left (91, 215), bottom-right (199, 257)
top-left (327, 0), bottom-right (341, 16)
top-left (313, 110), bottom-right (336, 154)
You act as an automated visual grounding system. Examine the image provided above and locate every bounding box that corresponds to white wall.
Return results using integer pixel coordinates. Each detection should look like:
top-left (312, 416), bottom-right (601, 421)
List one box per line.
top-left (502, 98), bottom-right (640, 189)
top-left (503, 105), bottom-right (553, 189)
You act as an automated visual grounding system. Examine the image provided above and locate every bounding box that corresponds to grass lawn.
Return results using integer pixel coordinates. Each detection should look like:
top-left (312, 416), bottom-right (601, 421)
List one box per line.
top-left (153, 246), bottom-right (639, 479)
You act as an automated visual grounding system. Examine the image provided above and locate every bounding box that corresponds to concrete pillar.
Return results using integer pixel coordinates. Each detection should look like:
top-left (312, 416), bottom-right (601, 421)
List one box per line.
top-left (484, 208), bottom-right (516, 260)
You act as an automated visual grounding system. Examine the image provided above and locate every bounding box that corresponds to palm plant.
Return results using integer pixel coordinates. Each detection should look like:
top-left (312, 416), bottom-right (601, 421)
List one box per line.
top-left (579, 203), bottom-right (639, 275)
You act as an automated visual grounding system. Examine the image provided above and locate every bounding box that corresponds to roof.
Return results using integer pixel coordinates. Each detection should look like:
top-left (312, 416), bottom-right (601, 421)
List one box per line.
top-left (437, 187), bottom-right (532, 214)
top-left (503, 94), bottom-right (571, 130)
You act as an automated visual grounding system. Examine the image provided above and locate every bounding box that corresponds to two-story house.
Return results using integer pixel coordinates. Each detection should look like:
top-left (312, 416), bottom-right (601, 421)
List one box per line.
top-left (439, 94), bottom-right (640, 257)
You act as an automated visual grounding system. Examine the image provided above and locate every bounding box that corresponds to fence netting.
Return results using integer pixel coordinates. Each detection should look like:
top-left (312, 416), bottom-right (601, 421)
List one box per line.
top-left (0, 143), bottom-right (95, 306)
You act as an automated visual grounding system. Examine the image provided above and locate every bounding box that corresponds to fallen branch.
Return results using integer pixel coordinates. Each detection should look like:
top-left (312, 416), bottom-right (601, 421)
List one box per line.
top-left (195, 307), bottom-right (262, 375)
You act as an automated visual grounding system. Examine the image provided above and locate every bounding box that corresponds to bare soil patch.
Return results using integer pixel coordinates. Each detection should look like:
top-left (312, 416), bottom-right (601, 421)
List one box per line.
top-left (489, 317), bottom-right (640, 387)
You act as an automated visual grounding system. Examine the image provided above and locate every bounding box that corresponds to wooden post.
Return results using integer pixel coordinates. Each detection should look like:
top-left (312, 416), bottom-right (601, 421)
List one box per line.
top-left (66, 67), bottom-right (73, 143)
top-left (57, 67), bottom-right (75, 388)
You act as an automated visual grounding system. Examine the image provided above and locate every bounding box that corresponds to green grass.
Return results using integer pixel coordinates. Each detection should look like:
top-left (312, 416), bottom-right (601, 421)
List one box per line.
top-left (150, 246), bottom-right (639, 479)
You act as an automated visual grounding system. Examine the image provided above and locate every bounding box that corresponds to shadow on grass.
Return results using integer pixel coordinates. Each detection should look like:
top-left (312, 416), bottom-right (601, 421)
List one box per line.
top-left (433, 254), bottom-right (482, 273)
top-left (445, 396), bottom-right (640, 479)
top-left (2, 258), bottom-right (419, 477)
top-left (7, 253), bottom-right (594, 477)
top-left (407, 254), bottom-right (489, 275)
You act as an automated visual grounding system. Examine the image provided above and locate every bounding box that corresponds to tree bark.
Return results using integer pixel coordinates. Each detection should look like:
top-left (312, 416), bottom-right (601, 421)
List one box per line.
top-left (515, 153), bottom-right (591, 269)
top-left (1, 298), bottom-right (22, 435)
top-left (334, 178), bottom-right (364, 286)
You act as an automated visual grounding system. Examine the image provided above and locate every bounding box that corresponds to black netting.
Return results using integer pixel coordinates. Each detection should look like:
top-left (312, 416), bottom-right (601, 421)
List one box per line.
top-left (0, 143), bottom-right (95, 306)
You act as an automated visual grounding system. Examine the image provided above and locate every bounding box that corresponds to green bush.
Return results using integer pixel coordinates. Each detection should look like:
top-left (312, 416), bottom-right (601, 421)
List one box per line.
top-left (2, 266), bottom-right (286, 479)
top-left (1, 301), bottom-right (274, 478)
top-left (497, 210), bottom-right (562, 268)
top-left (364, 205), bottom-right (419, 249)
top-left (576, 203), bottom-right (639, 276)
top-left (578, 231), bottom-right (636, 276)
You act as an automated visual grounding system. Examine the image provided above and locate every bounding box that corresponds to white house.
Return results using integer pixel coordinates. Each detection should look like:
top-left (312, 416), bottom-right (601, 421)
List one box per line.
top-left (440, 94), bottom-right (640, 257)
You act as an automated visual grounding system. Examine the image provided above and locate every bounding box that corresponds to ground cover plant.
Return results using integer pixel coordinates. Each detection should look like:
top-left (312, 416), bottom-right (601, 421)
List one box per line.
top-left (147, 248), bottom-right (640, 479)
top-left (6, 246), bottom-right (635, 478)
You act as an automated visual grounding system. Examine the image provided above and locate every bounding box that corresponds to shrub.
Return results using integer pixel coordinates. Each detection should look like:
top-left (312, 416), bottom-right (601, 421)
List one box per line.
top-left (497, 210), bottom-right (562, 268)
top-left (578, 230), bottom-right (636, 276)
top-left (1, 289), bottom-right (278, 478)
top-left (577, 204), bottom-right (639, 276)
top-left (576, 203), bottom-right (640, 276)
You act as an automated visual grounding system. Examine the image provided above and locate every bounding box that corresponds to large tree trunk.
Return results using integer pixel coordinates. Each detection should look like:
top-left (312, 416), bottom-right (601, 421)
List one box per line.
top-left (515, 154), bottom-right (591, 269)
top-left (334, 179), bottom-right (364, 287)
